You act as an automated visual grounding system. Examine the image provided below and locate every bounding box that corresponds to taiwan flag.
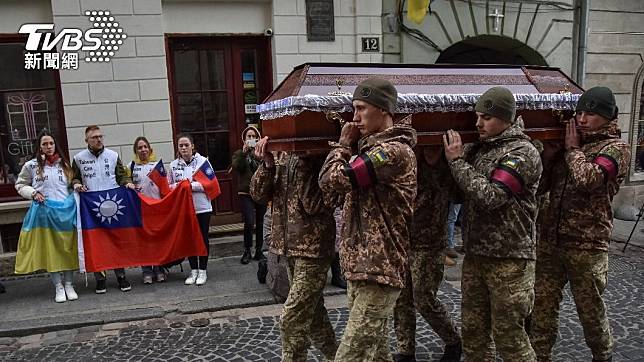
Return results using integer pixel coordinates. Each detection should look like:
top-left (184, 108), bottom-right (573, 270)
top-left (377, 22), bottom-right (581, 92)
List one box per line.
top-left (76, 180), bottom-right (206, 272)
top-left (193, 159), bottom-right (221, 200)
top-left (148, 159), bottom-right (171, 197)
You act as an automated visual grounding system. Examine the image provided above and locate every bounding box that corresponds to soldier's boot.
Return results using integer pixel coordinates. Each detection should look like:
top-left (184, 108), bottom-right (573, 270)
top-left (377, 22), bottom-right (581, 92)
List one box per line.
top-left (393, 353), bottom-right (416, 362)
top-left (0, 282), bottom-right (5, 294)
top-left (240, 248), bottom-right (252, 264)
top-left (330, 253), bottom-right (347, 289)
top-left (439, 340), bottom-right (462, 362)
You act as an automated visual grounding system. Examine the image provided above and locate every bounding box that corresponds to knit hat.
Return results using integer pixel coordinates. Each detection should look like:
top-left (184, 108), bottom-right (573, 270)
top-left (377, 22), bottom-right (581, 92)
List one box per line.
top-left (575, 86), bottom-right (618, 120)
top-left (352, 78), bottom-right (398, 114)
top-left (474, 87), bottom-right (516, 123)
top-left (241, 125), bottom-right (261, 142)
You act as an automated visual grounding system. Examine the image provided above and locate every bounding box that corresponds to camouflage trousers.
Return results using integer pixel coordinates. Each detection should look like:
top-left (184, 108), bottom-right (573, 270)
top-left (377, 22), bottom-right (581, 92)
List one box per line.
top-left (529, 248), bottom-right (613, 362)
top-left (394, 249), bottom-right (461, 355)
top-left (335, 280), bottom-right (401, 362)
top-left (462, 254), bottom-right (536, 362)
top-left (281, 256), bottom-right (337, 362)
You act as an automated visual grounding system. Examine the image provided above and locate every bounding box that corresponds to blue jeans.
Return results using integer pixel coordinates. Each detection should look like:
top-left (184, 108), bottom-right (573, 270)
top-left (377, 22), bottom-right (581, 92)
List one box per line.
top-left (447, 202), bottom-right (461, 249)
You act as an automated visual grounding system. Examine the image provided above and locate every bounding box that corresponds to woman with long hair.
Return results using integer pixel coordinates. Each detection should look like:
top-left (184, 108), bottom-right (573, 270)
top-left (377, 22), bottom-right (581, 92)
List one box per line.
top-left (15, 130), bottom-right (79, 303)
top-left (168, 134), bottom-right (213, 285)
top-left (130, 136), bottom-right (166, 284)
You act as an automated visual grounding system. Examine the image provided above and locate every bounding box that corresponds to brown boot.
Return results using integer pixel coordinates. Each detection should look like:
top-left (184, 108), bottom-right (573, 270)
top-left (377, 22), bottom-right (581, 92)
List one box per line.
top-left (444, 255), bottom-right (457, 267)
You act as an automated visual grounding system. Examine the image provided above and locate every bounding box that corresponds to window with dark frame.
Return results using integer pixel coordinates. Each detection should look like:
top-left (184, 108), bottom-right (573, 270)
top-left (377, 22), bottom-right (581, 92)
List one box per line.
top-left (0, 38), bottom-right (68, 253)
top-left (170, 44), bottom-right (233, 172)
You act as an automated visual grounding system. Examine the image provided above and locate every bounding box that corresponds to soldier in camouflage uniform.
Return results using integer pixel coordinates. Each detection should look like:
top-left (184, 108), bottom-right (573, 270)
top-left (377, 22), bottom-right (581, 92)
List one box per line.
top-left (250, 143), bottom-right (337, 361)
top-left (318, 78), bottom-right (417, 361)
top-left (529, 87), bottom-right (631, 362)
top-left (393, 148), bottom-right (462, 362)
top-left (443, 86), bottom-right (542, 361)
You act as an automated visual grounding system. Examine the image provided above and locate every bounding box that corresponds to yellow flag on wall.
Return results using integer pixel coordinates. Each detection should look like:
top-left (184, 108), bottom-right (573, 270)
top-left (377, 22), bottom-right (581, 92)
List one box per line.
top-left (407, 0), bottom-right (431, 24)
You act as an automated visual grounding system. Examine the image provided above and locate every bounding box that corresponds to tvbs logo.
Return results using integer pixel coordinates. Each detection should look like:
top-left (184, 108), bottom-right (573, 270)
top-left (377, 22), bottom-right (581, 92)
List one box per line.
top-left (19, 10), bottom-right (127, 70)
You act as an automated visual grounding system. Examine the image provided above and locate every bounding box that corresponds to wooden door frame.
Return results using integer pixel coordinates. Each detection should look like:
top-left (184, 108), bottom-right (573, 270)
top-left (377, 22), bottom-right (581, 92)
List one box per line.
top-left (164, 34), bottom-right (272, 224)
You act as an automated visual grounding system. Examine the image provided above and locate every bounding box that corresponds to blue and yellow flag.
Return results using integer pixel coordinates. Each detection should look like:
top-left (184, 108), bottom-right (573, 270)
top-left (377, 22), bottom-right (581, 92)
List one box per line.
top-left (408, 0), bottom-right (431, 24)
top-left (15, 194), bottom-right (79, 274)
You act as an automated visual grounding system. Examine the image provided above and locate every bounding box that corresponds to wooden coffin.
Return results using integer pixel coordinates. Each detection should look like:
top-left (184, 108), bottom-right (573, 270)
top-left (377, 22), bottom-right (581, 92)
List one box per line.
top-left (258, 63), bottom-right (583, 152)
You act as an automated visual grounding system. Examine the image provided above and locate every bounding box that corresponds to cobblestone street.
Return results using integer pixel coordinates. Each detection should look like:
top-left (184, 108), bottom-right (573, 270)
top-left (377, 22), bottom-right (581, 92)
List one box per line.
top-left (1, 243), bottom-right (642, 361)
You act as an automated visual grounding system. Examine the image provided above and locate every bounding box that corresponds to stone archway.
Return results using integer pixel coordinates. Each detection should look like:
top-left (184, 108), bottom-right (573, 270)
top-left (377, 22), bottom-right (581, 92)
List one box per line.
top-left (436, 35), bottom-right (547, 66)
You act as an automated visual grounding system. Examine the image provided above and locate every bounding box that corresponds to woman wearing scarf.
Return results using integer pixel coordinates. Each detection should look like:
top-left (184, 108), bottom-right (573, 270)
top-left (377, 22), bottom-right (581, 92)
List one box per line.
top-left (15, 130), bottom-right (79, 303)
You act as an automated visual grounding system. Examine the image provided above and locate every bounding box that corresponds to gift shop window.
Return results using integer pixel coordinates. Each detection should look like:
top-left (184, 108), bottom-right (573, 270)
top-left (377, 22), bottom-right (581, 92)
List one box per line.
top-left (0, 38), bottom-right (68, 201)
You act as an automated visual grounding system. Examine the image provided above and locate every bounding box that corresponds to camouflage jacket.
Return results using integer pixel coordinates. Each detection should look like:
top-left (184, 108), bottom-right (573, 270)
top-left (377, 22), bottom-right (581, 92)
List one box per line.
top-left (538, 121), bottom-right (631, 251)
top-left (448, 125), bottom-right (542, 260)
top-left (411, 149), bottom-right (452, 252)
top-left (319, 122), bottom-right (417, 289)
top-left (250, 153), bottom-right (335, 259)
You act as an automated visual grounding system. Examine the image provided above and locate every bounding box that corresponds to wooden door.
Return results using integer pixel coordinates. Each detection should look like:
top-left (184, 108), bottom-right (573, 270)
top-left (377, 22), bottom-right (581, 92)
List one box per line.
top-left (166, 36), bottom-right (272, 224)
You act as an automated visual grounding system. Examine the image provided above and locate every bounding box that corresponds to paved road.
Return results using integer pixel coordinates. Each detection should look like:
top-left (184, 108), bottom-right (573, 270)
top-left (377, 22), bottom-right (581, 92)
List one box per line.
top-left (1, 244), bottom-right (642, 361)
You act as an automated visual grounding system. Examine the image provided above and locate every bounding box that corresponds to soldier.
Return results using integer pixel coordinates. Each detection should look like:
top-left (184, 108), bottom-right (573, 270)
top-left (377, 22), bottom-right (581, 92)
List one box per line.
top-left (318, 78), bottom-right (417, 361)
top-left (529, 87), bottom-right (631, 362)
top-left (443, 87), bottom-right (542, 361)
top-left (250, 142), bottom-right (337, 361)
top-left (393, 148), bottom-right (462, 362)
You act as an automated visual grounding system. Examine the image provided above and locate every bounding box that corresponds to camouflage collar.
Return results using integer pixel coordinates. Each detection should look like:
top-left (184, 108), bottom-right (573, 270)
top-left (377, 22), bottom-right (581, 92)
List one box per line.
top-left (358, 123), bottom-right (417, 152)
top-left (581, 120), bottom-right (621, 144)
top-left (479, 123), bottom-right (530, 146)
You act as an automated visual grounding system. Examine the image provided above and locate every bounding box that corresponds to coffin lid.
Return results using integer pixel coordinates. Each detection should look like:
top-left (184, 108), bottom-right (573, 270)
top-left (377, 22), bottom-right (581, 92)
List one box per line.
top-left (258, 63), bottom-right (582, 120)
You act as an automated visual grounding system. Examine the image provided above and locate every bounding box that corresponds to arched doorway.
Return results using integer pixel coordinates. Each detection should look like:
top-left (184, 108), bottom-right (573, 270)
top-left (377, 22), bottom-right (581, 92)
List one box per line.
top-left (436, 35), bottom-right (547, 66)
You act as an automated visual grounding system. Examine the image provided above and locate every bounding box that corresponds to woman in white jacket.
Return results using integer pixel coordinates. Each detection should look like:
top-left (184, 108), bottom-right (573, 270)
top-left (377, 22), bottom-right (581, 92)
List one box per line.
top-left (15, 131), bottom-right (78, 303)
top-left (168, 134), bottom-right (213, 285)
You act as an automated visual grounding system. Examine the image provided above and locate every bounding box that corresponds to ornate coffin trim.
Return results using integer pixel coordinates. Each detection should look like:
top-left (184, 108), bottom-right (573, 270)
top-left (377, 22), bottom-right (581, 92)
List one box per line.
top-left (257, 93), bottom-right (580, 120)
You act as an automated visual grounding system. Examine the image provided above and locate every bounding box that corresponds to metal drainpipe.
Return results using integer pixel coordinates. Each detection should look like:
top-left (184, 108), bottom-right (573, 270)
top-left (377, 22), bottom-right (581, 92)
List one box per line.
top-left (576, 0), bottom-right (589, 87)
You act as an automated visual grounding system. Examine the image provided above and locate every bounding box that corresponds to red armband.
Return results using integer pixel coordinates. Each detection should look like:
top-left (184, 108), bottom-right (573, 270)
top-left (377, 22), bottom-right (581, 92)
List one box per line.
top-left (491, 166), bottom-right (524, 195)
top-left (593, 155), bottom-right (618, 180)
top-left (343, 154), bottom-right (377, 189)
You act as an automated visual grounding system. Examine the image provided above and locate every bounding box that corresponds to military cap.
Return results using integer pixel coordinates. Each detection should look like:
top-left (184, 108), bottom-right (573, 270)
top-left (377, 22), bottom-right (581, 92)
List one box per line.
top-left (576, 86), bottom-right (618, 120)
top-left (353, 78), bottom-right (398, 115)
top-left (475, 86), bottom-right (516, 123)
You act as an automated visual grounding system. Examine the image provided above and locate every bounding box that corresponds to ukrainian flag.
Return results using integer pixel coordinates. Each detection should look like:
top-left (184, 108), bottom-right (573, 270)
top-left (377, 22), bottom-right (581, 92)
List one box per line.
top-left (15, 194), bottom-right (79, 274)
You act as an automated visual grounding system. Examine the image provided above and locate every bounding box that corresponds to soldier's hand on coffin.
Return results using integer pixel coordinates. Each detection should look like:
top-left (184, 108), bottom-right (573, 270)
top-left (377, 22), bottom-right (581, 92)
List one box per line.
top-left (565, 119), bottom-right (581, 150)
top-left (339, 122), bottom-right (360, 147)
top-left (443, 130), bottom-right (464, 161)
top-left (255, 137), bottom-right (275, 168)
top-left (422, 146), bottom-right (443, 166)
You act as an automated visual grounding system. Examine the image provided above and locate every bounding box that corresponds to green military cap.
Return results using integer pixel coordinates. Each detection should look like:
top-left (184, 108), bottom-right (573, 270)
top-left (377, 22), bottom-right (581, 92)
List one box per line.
top-left (353, 78), bottom-right (398, 115)
top-left (576, 86), bottom-right (618, 120)
top-left (475, 86), bottom-right (516, 123)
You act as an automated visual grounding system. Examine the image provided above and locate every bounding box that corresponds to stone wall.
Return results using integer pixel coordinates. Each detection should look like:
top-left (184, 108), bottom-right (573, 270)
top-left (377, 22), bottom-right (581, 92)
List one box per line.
top-left (272, 0), bottom-right (383, 83)
top-left (52, 0), bottom-right (174, 164)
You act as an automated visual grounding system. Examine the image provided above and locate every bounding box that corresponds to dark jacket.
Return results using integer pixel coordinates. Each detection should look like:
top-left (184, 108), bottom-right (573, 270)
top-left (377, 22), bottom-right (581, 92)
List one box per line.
top-left (538, 120), bottom-right (631, 252)
top-left (449, 124), bottom-right (543, 260)
top-left (231, 149), bottom-right (261, 194)
top-left (250, 153), bottom-right (336, 259)
top-left (319, 119), bottom-right (417, 289)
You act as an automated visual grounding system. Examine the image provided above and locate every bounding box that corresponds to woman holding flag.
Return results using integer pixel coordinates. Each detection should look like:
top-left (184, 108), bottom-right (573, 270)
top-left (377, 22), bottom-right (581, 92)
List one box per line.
top-left (169, 134), bottom-right (221, 286)
top-left (130, 136), bottom-right (167, 284)
top-left (15, 130), bottom-right (79, 303)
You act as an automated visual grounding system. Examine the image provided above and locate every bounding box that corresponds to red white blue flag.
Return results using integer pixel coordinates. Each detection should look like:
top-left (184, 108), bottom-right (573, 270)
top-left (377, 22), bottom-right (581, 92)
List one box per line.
top-left (75, 181), bottom-right (206, 272)
top-left (148, 159), bottom-right (171, 197)
top-left (192, 160), bottom-right (221, 200)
